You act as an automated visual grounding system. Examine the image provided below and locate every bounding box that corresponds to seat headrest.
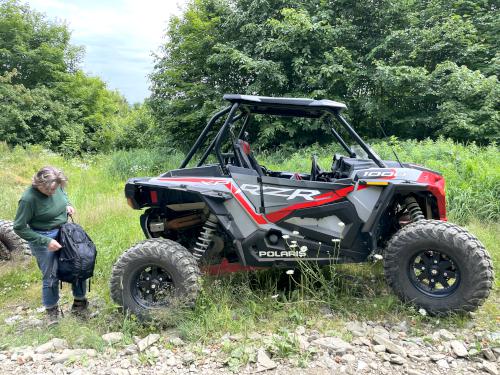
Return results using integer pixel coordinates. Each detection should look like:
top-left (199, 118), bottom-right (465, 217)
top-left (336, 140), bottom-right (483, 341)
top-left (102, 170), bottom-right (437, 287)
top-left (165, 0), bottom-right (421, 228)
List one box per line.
top-left (238, 139), bottom-right (251, 155)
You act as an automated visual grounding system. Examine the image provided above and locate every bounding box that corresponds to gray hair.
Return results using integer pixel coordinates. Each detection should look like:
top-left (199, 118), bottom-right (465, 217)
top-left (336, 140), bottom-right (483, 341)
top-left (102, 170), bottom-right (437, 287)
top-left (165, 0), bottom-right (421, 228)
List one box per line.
top-left (32, 166), bottom-right (68, 189)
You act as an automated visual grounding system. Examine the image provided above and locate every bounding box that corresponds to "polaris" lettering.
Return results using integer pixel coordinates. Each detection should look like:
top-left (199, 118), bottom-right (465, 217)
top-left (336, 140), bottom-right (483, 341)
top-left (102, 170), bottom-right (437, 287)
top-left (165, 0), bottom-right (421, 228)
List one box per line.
top-left (239, 184), bottom-right (321, 201)
top-left (258, 250), bottom-right (307, 258)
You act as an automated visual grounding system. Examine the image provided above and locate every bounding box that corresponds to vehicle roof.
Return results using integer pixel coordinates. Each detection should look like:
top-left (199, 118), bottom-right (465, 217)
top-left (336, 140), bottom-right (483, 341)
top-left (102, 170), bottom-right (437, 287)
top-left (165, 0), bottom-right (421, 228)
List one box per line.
top-left (223, 94), bottom-right (347, 118)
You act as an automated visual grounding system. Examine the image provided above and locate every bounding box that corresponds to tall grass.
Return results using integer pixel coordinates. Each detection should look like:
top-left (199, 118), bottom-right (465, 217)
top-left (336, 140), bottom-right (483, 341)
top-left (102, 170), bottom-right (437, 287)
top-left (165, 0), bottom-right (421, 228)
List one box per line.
top-left (259, 138), bottom-right (500, 223)
top-left (108, 148), bottom-right (185, 178)
top-left (0, 140), bottom-right (498, 352)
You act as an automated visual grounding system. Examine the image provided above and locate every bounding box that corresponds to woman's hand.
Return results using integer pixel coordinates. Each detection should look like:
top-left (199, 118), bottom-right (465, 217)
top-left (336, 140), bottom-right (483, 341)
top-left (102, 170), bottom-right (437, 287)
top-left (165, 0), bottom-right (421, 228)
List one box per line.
top-left (67, 206), bottom-right (76, 216)
top-left (48, 239), bottom-right (62, 252)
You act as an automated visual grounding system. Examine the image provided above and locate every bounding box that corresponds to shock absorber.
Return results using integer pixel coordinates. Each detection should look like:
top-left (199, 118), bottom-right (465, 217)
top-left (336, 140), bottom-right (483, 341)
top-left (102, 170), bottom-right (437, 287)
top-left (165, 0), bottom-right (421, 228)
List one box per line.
top-left (404, 196), bottom-right (425, 222)
top-left (192, 214), bottom-right (218, 260)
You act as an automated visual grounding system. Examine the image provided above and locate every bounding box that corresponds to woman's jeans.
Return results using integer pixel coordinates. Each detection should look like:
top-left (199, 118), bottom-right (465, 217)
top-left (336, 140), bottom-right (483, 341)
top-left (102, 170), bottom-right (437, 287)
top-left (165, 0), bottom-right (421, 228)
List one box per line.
top-left (29, 228), bottom-right (86, 309)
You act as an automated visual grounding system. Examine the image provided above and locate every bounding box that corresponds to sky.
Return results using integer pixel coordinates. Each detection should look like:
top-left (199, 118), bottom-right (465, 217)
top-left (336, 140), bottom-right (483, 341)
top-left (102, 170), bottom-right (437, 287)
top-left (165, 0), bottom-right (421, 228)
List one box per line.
top-left (27, 0), bottom-right (187, 104)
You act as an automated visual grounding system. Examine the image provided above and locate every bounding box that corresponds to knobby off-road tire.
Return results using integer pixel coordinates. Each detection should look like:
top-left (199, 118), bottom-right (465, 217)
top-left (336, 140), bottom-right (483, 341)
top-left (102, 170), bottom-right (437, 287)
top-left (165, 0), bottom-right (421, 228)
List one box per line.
top-left (0, 220), bottom-right (30, 260)
top-left (384, 220), bottom-right (493, 315)
top-left (109, 239), bottom-right (201, 319)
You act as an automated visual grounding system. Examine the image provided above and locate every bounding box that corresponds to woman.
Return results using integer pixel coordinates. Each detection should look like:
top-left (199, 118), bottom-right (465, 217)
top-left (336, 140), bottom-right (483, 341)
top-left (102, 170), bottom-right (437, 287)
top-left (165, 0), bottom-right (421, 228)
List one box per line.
top-left (13, 166), bottom-right (88, 325)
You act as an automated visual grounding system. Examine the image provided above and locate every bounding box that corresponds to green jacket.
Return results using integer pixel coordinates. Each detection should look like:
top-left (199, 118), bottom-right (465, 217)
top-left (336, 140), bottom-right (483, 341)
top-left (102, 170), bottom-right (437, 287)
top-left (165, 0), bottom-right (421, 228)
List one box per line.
top-left (13, 186), bottom-right (71, 246)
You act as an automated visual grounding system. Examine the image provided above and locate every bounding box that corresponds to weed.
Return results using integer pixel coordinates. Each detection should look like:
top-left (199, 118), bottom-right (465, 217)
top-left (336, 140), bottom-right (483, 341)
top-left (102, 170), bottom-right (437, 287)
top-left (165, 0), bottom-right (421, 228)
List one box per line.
top-left (138, 350), bottom-right (158, 366)
top-left (222, 341), bottom-right (256, 372)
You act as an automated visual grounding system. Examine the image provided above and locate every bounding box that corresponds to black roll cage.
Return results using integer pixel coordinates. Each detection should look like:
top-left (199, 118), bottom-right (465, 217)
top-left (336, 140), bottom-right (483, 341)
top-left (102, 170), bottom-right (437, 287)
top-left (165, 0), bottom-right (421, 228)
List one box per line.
top-left (180, 96), bottom-right (386, 171)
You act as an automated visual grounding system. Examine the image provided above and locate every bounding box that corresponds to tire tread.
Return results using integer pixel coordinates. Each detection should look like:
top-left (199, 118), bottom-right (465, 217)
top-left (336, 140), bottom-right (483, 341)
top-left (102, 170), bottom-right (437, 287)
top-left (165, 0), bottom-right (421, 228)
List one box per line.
top-left (384, 220), bottom-right (494, 314)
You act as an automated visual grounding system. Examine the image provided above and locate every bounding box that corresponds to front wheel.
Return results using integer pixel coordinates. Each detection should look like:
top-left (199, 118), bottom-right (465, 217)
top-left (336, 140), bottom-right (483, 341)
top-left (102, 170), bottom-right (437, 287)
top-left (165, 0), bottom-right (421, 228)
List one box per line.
top-left (109, 239), bottom-right (201, 319)
top-left (384, 220), bottom-right (493, 315)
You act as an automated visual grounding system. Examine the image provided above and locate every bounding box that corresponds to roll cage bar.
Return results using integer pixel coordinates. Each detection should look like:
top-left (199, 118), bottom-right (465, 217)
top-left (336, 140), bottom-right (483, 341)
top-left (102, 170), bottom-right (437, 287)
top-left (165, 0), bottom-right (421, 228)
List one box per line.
top-left (180, 94), bottom-right (386, 170)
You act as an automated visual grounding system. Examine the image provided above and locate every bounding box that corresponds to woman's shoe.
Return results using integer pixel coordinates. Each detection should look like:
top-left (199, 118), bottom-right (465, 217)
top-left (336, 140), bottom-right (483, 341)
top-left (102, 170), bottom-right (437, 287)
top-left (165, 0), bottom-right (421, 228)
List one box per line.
top-left (71, 298), bottom-right (89, 317)
top-left (46, 306), bottom-right (59, 327)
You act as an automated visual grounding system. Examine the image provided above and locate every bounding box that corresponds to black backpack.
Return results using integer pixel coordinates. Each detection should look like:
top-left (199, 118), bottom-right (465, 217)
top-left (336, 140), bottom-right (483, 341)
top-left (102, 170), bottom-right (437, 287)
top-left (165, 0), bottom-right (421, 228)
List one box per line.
top-left (57, 221), bottom-right (97, 284)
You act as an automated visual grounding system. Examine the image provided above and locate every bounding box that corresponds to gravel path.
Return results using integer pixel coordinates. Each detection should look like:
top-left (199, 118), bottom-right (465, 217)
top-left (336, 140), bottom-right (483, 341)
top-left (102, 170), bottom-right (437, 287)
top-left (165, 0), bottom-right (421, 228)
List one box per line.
top-left (1, 315), bottom-right (499, 375)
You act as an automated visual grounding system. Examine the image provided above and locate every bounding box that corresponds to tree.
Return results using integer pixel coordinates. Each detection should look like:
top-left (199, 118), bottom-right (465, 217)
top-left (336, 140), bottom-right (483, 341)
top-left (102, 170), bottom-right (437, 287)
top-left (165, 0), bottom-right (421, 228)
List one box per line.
top-left (0, 70), bottom-right (84, 153)
top-left (0, 0), bottom-right (82, 88)
top-left (0, 0), bottom-right (141, 154)
top-left (150, 0), bottom-right (499, 148)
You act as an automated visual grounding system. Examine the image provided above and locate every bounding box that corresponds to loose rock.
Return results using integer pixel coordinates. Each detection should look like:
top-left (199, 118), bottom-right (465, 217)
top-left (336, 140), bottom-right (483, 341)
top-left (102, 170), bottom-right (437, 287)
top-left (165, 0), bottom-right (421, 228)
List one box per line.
top-left (434, 329), bottom-right (455, 341)
top-left (357, 360), bottom-right (368, 370)
top-left (481, 362), bottom-right (499, 375)
top-left (407, 369), bottom-right (425, 375)
top-left (137, 334), bottom-right (160, 352)
top-left (341, 354), bottom-right (356, 363)
top-left (389, 354), bottom-right (405, 365)
top-left (345, 321), bottom-right (366, 337)
top-left (482, 348), bottom-right (497, 362)
top-left (312, 337), bottom-right (353, 355)
top-left (450, 340), bottom-right (468, 357)
top-left (52, 349), bottom-right (96, 364)
top-left (102, 332), bottom-right (124, 345)
top-left (372, 334), bottom-right (406, 357)
top-left (35, 338), bottom-right (68, 354)
top-left (436, 358), bottom-right (450, 369)
top-left (256, 349), bottom-right (277, 372)
top-left (430, 354), bottom-right (446, 361)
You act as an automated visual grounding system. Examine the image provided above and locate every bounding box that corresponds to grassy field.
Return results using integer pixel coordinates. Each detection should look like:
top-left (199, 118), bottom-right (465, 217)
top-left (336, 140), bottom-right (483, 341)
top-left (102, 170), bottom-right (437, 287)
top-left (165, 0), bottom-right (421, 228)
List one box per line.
top-left (0, 139), bottom-right (498, 356)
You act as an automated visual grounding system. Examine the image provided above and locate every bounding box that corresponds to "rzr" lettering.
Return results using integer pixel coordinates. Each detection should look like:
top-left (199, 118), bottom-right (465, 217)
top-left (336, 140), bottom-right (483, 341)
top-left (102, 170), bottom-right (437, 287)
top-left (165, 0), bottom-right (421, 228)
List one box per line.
top-left (239, 184), bottom-right (321, 201)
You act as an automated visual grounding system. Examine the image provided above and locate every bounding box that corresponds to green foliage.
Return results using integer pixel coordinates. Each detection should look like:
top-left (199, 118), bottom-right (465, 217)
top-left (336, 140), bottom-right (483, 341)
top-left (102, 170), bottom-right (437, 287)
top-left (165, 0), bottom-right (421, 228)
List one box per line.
top-left (150, 0), bottom-right (499, 148)
top-left (0, 71), bottom-right (85, 154)
top-left (0, 0), bottom-right (82, 88)
top-left (0, 1), bottom-right (155, 154)
top-left (112, 104), bottom-right (159, 150)
top-left (54, 71), bottom-right (130, 152)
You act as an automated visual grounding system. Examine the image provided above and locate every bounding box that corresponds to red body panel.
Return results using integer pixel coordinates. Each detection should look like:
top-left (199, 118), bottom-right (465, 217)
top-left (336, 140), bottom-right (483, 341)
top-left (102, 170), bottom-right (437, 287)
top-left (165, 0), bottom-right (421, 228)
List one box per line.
top-left (417, 171), bottom-right (447, 220)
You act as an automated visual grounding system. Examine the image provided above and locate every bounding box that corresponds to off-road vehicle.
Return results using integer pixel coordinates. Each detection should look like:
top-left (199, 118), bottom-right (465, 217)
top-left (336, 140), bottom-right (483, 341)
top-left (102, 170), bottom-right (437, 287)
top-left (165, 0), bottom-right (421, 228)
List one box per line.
top-left (110, 94), bottom-right (493, 317)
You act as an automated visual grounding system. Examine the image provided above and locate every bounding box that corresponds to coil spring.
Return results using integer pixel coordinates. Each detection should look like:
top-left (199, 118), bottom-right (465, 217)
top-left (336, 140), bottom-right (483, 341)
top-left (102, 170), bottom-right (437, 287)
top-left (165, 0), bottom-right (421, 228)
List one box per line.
top-left (192, 214), bottom-right (218, 260)
top-left (404, 196), bottom-right (425, 222)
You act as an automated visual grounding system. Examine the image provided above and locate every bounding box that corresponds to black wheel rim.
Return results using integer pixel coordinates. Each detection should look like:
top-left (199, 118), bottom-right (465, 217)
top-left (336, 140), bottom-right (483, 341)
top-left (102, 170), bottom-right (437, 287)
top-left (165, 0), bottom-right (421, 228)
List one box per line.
top-left (408, 250), bottom-right (460, 297)
top-left (131, 265), bottom-right (175, 309)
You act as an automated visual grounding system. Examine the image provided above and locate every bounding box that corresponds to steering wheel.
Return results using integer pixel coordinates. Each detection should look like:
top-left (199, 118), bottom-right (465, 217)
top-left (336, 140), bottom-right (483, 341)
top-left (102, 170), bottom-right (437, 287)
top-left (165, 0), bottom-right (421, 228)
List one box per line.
top-left (310, 155), bottom-right (321, 181)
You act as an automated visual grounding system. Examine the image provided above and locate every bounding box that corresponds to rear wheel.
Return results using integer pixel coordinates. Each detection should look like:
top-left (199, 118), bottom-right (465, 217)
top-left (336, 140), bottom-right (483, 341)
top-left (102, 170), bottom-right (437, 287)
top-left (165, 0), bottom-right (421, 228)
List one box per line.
top-left (109, 239), bottom-right (201, 319)
top-left (384, 220), bottom-right (493, 315)
top-left (0, 220), bottom-right (30, 260)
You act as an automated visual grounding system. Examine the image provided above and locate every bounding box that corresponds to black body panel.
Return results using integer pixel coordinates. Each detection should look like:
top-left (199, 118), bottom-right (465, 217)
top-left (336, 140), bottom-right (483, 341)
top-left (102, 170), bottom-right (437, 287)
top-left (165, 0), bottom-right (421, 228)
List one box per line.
top-left (162, 165), bottom-right (224, 177)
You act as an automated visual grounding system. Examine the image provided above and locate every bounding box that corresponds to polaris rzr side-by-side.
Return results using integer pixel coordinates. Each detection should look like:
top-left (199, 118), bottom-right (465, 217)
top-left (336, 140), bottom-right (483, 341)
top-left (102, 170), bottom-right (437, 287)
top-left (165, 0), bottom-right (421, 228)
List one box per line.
top-left (110, 94), bottom-right (493, 317)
